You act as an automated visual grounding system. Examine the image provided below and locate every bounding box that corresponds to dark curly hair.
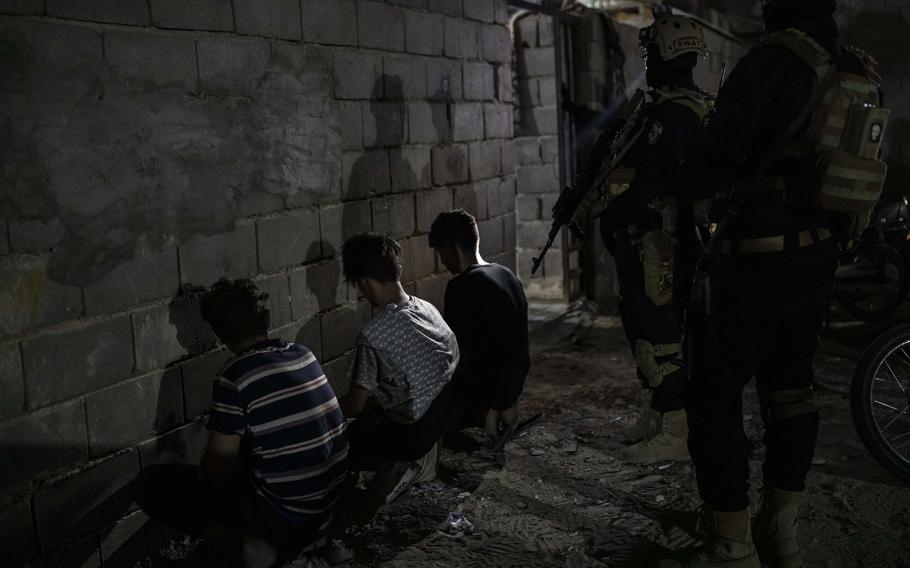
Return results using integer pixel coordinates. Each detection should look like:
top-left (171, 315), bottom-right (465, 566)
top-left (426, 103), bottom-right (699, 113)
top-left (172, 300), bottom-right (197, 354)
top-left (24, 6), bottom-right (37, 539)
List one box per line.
top-left (199, 278), bottom-right (271, 344)
top-left (428, 209), bottom-right (479, 251)
top-left (341, 232), bottom-right (402, 284)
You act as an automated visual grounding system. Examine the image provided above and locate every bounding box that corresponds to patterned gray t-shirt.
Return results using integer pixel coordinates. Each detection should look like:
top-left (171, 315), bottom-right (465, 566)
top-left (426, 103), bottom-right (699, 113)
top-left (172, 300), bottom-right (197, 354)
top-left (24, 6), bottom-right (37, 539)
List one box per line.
top-left (347, 296), bottom-right (459, 424)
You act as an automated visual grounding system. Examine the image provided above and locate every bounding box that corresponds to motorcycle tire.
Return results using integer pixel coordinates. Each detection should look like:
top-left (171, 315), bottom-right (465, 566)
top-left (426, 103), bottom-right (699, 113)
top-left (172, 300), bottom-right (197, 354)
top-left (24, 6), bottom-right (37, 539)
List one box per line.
top-left (850, 323), bottom-right (910, 484)
top-left (836, 241), bottom-right (910, 322)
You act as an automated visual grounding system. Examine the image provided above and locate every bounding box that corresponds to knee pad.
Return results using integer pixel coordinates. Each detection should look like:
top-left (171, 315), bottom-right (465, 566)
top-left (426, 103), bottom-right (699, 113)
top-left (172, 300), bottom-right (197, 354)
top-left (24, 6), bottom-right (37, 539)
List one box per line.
top-left (760, 387), bottom-right (817, 421)
top-left (634, 339), bottom-right (681, 388)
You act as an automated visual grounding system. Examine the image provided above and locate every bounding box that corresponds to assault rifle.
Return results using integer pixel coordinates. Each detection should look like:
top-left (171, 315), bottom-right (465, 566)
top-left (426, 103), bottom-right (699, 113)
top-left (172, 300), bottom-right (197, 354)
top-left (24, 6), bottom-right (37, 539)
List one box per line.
top-left (531, 90), bottom-right (648, 275)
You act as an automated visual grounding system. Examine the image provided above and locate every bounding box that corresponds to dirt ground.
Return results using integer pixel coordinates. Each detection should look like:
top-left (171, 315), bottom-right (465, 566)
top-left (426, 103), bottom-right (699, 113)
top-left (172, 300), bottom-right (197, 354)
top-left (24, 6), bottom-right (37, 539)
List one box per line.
top-left (136, 302), bottom-right (910, 568)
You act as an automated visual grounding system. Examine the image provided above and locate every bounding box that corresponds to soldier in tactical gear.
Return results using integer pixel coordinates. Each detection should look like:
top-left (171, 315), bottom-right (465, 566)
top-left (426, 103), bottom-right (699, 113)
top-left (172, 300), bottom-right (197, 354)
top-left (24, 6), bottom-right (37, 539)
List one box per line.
top-left (667, 1), bottom-right (887, 566)
top-left (572, 11), bottom-right (712, 465)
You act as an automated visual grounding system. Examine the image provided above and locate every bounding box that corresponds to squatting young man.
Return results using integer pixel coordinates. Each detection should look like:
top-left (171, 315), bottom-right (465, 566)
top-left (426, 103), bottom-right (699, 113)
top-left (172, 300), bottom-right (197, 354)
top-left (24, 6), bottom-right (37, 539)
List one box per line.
top-left (429, 209), bottom-right (531, 452)
top-left (134, 279), bottom-right (348, 568)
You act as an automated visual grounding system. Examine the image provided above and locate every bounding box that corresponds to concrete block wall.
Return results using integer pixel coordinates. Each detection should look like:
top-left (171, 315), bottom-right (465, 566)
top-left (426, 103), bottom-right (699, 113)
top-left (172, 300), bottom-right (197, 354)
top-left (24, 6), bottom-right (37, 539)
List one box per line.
top-left (513, 12), bottom-right (566, 301)
top-left (0, 1), bottom-right (515, 565)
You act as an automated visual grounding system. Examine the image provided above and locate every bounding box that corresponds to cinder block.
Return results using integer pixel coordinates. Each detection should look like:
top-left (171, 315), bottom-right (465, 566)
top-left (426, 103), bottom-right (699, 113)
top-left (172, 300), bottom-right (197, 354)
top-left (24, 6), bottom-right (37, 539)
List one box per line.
top-left (372, 194), bottom-right (416, 239)
top-left (383, 56), bottom-right (426, 99)
top-left (133, 305), bottom-right (189, 372)
top-left (540, 192), bottom-right (559, 214)
top-left (469, 140), bottom-right (501, 181)
top-left (302, 0), bottom-right (357, 45)
top-left (343, 150), bottom-right (391, 198)
top-left (44, 534), bottom-right (100, 568)
top-left (339, 101), bottom-right (363, 151)
top-left (180, 348), bottom-right (232, 419)
top-left (463, 62), bottom-right (495, 101)
top-left (408, 102), bottom-right (449, 144)
top-left (481, 24), bottom-right (511, 63)
top-left (444, 17), bottom-right (478, 59)
top-left (538, 76), bottom-right (557, 106)
top-left (357, 1), bottom-right (404, 51)
top-left (0, 0), bottom-right (42, 15)
top-left (86, 368), bottom-right (183, 457)
top-left (233, 0), bottom-right (300, 39)
top-left (149, 0), bottom-right (233, 31)
top-left (452, 103), bottom-right (484, 142)
top-left (46, 0), bottom-right (148, 24)
top-left (406, 10), bottom-right (444, 56)
top-left (431, 144), bottom-right (469, 186)
top-left (0, 255), bottom-right (82, 335)
top-left (538, 17), bottom-right (554, 46)
top-left (501, 139), bottom-right (517, 174)
top-left (426, 59), bottom-right (462, 100)
top-left (494, 0), bottom-right (508, 23)
top-left (410, 234), bottom-right (437, 279)
top-left (479, 216), bottom-right (505, 258)
top-left (138, 420), bottom-right (207, 467)
top-left (517, 163), bottom-right (559, 194)
top-left (0, 399), bottom-right (87, 489)
top-left (83, 245), bottom-right (178, 317)
top-left (34, 450), bottom-right (140, 550)
top-left (489, 176), bottom-right (514, 217)
top-left (518, 220), bottom-right (552, 248)
top-left (391, 147), bottom-right (432, 192)
top-left (416, 187), bottom-right (455, 233)
top-left (291, 315), bottom-right (323, 360)
top-left (504, 212), bottom-right (517, 253)
top-left (23, 316), bottom-right (133, 409)
top-left (519, 46), bottom-right (555, 77)
top-left (289, 260), bottom-right (344, 319)
top-left (454, 182), bottom-right (490, 221)
top-left (515, 14), bottom-right (537, 47)
top-left (463, 0), bottom-right (494, 22)
top-left (540, 135), bottom-right (559, 163)
top-left (516, 194), bottom-right (541, 221)
top-left (322, 352), bottom-right (352, 396)
top-left (104, 29), bottom-right (197, 89)
top-left (0, 342), bottom-right (24, 421)
top-left (428, 0), bottom-right (461, 16)
top-left (387, 0), bottom-right (424, 7)
top-left (496, 65), bottom-right (513, 102)
top-left (179, 222), bottom-right (258, 286)
top-left (333, 50), bottom-right (381, 99)
top-left (415, 273), bottom-right (448, 311)
top-left (0, 500), bottom-right (35, 567)
top-left (362, 101), bottom-right (405, 147)
top-left (257, 209), bottom-right (320, 272)
top-left (198, 36), bottom-right (270, 95)
top-left (519, 105), bottom-right (557, 136)
top-left (320, 200), bottom-right (372, 251)
top-left (320, 304), bottom-right (365, 360)
top-left (518, 76), bottom-right (540, 107)
top-left (256, 273), bottom-right (292, 328)
top-left (485, 103), bottom-right (513, 139)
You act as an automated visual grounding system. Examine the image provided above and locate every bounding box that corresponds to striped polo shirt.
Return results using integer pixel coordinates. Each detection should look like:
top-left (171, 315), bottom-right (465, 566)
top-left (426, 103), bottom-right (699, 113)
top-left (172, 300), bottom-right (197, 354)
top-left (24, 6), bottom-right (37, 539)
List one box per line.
top-left (208, 339), bottom-right (348, 524)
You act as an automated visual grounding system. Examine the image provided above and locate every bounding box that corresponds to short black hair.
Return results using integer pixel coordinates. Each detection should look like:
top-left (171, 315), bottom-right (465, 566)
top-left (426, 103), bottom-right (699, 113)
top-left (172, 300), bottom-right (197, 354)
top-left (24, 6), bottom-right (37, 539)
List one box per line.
top-left (428, 209), bottom-right (479, 251)
top-left (341, 232), bottom-right (402, 284)
top-left (199, 278), bottom-right (270, 344)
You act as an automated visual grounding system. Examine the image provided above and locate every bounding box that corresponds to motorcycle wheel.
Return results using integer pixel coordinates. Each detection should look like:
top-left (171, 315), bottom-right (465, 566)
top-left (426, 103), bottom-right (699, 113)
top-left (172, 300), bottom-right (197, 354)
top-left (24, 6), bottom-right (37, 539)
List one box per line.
top-left (836, 240), bottom-right (910, 321)
top-left (851, 324), bottom-right (910, 484)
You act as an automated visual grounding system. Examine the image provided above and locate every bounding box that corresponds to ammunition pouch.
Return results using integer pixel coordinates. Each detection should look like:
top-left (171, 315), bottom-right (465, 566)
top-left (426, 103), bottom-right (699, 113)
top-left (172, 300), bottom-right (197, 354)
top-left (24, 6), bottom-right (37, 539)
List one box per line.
top-left (641, 230), bottom-right (675, 306)
top-left (759, 387), bottom-right (817, 421)
top-left (634, 339), bottom-right (681, 387)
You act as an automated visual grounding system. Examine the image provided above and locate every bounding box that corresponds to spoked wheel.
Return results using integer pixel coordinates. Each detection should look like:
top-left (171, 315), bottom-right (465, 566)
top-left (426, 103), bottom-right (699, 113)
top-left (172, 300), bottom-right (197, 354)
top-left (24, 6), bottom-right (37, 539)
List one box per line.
top-left (851, 324), bottom-right (910, 483)
top-left (836, 240), bottom-right (909, 321)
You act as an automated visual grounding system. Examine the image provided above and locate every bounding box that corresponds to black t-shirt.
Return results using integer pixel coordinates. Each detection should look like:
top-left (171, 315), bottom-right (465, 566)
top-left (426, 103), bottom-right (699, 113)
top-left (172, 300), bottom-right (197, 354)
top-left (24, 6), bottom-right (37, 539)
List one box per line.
top-left (443, 263), bottom-right (530, 405)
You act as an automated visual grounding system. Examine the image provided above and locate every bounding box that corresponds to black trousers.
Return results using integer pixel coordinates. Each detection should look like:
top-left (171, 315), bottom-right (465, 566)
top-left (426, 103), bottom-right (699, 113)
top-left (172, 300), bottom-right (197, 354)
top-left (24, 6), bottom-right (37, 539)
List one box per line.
top-left (609, 226), bottom-right (685, 413)
top-left (685, 239), bottom-right (838, 511)
top-left (134, 464), bottom-right (325, 551)
top-left (347, 380), bottom-right (455, 471)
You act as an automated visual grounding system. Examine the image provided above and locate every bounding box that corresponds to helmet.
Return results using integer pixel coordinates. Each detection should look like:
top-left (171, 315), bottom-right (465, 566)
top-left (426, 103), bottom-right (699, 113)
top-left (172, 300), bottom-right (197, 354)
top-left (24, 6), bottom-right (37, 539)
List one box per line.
top-left (639, 14), bottom-right (707, 61)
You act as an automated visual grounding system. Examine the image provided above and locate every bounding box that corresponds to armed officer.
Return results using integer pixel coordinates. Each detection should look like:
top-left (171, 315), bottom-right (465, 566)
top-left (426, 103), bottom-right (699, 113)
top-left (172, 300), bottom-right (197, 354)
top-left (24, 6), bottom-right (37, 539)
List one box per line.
top-left (669, 1), bottom-right (888, 566)
top-left (571, 12), bottom-right (712, 465)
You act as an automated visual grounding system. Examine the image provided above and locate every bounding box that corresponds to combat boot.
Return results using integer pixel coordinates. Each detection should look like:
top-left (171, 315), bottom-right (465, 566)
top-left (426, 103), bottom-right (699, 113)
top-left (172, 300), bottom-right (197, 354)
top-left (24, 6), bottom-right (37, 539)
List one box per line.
top-left (623, 405), bottom-right (660, 442)
top-left (753, 487), bottom-right (803, 568)
top-left (621, 409), bottom-right (688, 464)
top-left (659, 507), bottom-right (760, 568)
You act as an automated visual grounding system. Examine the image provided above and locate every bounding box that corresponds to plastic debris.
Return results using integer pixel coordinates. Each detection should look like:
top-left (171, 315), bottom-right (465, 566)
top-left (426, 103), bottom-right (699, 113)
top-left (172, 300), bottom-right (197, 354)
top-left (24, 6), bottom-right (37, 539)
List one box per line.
top-left (441, 511), bottom-right (475, 538)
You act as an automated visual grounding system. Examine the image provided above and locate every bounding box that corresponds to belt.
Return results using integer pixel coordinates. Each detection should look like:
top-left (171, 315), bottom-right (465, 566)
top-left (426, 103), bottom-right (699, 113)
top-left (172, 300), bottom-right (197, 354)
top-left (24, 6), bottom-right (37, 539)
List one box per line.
top-left (719, 228), bottom-right (832, 254)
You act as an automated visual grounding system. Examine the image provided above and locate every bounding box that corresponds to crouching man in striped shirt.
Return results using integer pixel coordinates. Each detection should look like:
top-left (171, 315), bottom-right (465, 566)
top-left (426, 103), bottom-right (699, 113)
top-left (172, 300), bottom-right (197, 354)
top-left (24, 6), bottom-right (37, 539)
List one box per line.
top-left (338, 233), bottom-right (459, 502)
top-left (134, 278), bottom-right (348, 568)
